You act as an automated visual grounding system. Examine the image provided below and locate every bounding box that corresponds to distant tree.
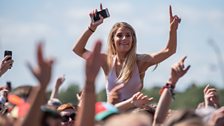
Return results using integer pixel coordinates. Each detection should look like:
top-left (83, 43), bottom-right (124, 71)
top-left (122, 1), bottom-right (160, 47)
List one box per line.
top-left (171, 84), bottom-right (204, 109)
top-left (142, 87), bottom-right (161, 104)
top-left (97, 89), bottom-right (107, 101)
top-left (58, 84), bottom-right (80, 105)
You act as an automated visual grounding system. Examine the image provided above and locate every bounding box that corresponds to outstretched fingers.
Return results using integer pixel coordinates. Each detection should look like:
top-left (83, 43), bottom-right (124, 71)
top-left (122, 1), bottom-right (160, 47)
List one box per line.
top-left (169, 5), bottom-right (173, 23)
top-left (100, 3), bottom-right (103, 10)
top-left (37, 43), bottom-right (44, 66)
top-left (180, 56), bottom-right (190, 74)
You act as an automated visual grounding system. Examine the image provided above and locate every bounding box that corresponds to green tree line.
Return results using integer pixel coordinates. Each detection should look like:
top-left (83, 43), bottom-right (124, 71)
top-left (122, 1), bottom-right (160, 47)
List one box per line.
top-left (56, 82), bottom-right (224, 109)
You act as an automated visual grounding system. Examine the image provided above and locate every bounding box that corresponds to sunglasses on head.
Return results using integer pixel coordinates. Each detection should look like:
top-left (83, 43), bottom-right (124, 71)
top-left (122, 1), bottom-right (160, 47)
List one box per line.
top-left (61, 113), bottom-right (76, 122)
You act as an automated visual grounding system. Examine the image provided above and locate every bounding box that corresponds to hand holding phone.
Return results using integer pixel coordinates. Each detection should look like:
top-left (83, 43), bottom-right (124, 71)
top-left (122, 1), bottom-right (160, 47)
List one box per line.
top-left (91, 3), bottom-right (110, 23)
top-left (4, 50), bottom-right (12, 60)
top-left (92, 8), bottom-right (110, 22)
top-left (4, 50), bottom-right (12, 69)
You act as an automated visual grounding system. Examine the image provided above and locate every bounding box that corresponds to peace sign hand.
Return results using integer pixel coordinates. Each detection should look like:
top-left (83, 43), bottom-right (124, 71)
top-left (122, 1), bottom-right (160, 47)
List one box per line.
top-left (169, 5), bottom-right (181, 31)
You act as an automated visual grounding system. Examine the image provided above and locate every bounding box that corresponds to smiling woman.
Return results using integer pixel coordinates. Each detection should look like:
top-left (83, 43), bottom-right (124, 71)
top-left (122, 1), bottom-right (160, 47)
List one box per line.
top-left (72, 3), bottom-right (181, 103)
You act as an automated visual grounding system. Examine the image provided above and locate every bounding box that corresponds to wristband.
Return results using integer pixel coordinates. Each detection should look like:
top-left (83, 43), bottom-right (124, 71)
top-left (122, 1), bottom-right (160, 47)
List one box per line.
top-left (88, 27), bottom-right (95, 32)
top-left (159, 83), bottom-right (175, 99)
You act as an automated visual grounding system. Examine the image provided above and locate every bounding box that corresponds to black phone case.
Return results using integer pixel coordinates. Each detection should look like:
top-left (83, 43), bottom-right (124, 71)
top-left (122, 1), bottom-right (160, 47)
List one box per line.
top-left (93, 8), bottom-right (110, 22)
top-left (4, 50), bottom-right (12, 60)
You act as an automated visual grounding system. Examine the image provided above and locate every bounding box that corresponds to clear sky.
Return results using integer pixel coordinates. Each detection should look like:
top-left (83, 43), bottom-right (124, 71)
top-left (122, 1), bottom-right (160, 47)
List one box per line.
top-left (0, 0), bottom-right (224, 91)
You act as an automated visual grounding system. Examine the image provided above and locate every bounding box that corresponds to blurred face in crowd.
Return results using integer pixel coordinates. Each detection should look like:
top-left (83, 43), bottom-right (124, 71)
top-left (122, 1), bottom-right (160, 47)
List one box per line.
top-left (60, 108), bottom-right (76, 126)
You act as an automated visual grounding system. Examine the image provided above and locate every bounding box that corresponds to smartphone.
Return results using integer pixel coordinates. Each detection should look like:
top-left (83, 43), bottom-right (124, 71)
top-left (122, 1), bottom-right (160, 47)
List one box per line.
top-left (4, 50), bottom-right (12, 60)
top-left (4, 50), bottom-right (12, 68)
top-left (92, 8), bottom-right (110, 22)
top-left (6, 81), bottom-right (12, 91)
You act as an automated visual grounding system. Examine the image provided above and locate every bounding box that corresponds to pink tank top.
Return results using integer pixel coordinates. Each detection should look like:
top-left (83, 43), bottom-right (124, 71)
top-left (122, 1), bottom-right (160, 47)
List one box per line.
top-left (106, 56), bottom-right (143, 102)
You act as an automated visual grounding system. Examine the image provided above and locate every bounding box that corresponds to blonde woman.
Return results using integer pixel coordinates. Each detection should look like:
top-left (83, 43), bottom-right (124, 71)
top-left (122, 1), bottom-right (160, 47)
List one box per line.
top-left (73, 4), bottom-right (181, 103)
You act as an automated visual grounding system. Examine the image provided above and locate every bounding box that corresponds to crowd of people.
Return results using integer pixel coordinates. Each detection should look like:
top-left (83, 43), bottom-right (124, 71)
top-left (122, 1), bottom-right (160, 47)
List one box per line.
top-left (0, 4), bottom-right (224, 126)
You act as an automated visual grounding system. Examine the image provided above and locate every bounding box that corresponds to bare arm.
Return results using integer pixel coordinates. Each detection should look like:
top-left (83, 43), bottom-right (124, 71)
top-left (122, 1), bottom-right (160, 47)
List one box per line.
top-left (50, 75), bottom-right (65, 99)
top-left (75, 40), bottom-right (102, 126)
top-left (139, 6), bottom-right (181, 71)
top-left (16, 43), bottom-right (54, 126)
top-left (113, 92), bottom-right (153, 112)
top-left (72, 4), bottom-right (104, 59)
top-left (153, 56), bottom-right (190, 125)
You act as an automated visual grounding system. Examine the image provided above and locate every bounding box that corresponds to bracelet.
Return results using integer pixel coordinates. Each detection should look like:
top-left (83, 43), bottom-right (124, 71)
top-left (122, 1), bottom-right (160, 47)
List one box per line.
top-left (88, 27), bottom-right (95, 32)
top-left (159, 83), bottom-right (175, 99)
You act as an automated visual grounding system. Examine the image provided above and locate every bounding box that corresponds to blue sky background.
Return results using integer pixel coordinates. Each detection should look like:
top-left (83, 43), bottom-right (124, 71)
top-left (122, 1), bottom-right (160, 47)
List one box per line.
top-left (0, 0), bottom-right (224, 92)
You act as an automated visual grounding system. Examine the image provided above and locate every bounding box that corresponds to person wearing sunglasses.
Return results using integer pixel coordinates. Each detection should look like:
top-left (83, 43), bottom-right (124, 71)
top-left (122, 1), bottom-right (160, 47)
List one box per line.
top-left (57, 103), bottom-right (77, 126)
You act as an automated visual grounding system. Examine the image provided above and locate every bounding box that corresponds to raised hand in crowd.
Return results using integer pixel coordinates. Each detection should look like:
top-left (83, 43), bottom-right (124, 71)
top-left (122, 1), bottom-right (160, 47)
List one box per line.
top-left (89, 3), bottom-right (104, 32)
top-left (153, 56), bottom-right (190, 125)
top-left (75, 40), bottom-right (102, 126)
top-left (168, 56), bottom-right (191, 86)
top-left (0, 56), bottom-right (13, 77)
top-left (169, 5), bottom-right (181, 31)
top-left (50, 75), bottom-right (65, 99)
top-left (203, 84), bottom-right (220, 109)
top-left (17, 42), bottom-right (54, 126)
top-left (27, 43), bottom-right (54, 87)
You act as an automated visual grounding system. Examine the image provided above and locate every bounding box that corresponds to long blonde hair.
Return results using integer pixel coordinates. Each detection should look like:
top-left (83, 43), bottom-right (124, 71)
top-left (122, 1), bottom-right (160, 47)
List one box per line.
top-left (107, 22), bottom-right (137, 84)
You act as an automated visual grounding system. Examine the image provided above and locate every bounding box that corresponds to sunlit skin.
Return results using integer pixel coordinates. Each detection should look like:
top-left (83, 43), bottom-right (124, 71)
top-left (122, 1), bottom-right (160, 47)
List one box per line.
top-left (113, 27), bottom-right (133, 57)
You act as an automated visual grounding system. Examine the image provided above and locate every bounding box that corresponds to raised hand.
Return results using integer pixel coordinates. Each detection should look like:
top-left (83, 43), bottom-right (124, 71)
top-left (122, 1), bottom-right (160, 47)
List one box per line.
top-left (55, 74), bottom-right (65, 88)
top-left (89, 3), bottom-right (104, 30)
top-left (0, 56), bottom-right (14, 77)
top-left (27, 43), bottom-right (54, 89)
top-left (85, 40), bottom-right (102, 82)
top-left (203, 84), bottom-right (220, 108)
top-left (169, 56), bottom-right (190, 86)
top-left (169, 5), bottom-right (181, 31)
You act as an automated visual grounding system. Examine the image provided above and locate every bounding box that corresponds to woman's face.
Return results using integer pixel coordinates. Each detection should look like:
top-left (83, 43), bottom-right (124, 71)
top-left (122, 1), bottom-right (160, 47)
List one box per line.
top-left (113, 27), bottom-right (133, 54)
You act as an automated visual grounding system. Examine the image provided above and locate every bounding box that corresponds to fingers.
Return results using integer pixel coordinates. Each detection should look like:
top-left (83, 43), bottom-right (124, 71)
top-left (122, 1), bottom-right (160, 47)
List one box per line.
top-left (132, 92), bottom-right (153, 108)
top-left (181, 56), bottom-right (187, 63)
top-left (203, 84), bottom-right (210, 94)
top-left (179, 56), bottom-right (190, 74)
top-left (2, 56), bottom-right (11, 62)
top-left (169, 5), bottom-right (173, 22)
top-left (100, 3), bottom-right (103, 10)
top-left (26, 61), bottom-right (36, 78)
top-left (37, 43), bottom-right (44, 66)
top-left (183, 65), bottom-right (190, 74)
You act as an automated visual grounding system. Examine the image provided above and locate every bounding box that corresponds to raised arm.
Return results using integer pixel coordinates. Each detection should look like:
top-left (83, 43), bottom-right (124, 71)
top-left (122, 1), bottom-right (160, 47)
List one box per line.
top-left (16, 43), bottom-right (54, 126)
top-left (72, 4), bottom-right (104, 59)
top-left (75, 40), bottom-right (102, 126)
top-left (50, 75), bottom-right (65, 99)
top-left (203, 84), bottom-right (220, 109)
top-left (153, 56), bottom-right (190, 126)
top-left (139, 5), bottom-right (181, 71)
